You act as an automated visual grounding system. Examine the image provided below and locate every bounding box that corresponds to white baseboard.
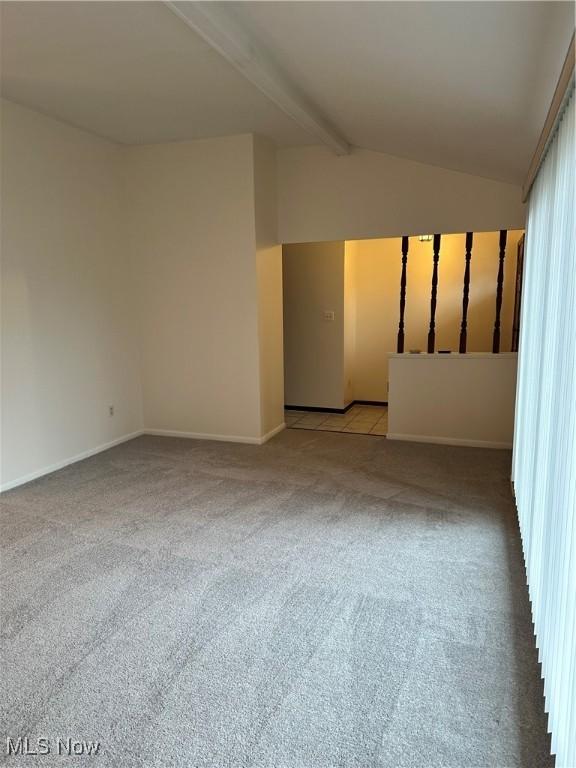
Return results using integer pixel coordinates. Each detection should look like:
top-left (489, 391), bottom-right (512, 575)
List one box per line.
top-left (144, 423), bottom-right (286, 446)
top-left (260, 422), bottom-right (286, 444)
top-left (144, 428), bottom-right (262, 444)
top-left (386, 432), bottom-right (512, 449)
top-left (1, 423), bottom-right (289, 493)
top-left (0, 430), bottom-right (144, 492)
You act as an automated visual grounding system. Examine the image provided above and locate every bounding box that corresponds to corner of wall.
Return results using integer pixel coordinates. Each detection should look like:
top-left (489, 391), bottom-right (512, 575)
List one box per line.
top-left (252, 134), bottom-right (285, 438)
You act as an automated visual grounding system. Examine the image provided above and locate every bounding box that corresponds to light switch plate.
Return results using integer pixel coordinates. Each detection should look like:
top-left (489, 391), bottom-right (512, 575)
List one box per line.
top-left (323, 311), bottom-right (335, 321)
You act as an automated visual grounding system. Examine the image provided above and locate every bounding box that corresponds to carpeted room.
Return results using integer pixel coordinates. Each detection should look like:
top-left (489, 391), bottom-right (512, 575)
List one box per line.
top-left (1, 2), bottom-right (575, 767)
top-left (1, 431), bottom-right (552, 766)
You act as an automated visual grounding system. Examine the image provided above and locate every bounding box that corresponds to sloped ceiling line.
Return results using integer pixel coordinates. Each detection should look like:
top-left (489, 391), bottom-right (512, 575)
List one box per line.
top-left (164, 1), bottom-right (350, 155)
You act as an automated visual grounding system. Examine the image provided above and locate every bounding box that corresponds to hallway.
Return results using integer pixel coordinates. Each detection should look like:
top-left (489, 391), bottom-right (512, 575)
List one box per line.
top-left (285, 404), bottom-right (388, 435)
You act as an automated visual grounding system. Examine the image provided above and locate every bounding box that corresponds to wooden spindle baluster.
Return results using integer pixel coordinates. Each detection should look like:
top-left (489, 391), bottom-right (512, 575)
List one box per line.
top-left (511, 234), bottom-right (524, 352)
top-left (459, 232), bottom-right (474, 353)
top-left (427, 234), bottom-right (441, 353)
top-left (397, 236), bottom-right (409, 353)
top-left (492, 229), bottom-right (508, 353)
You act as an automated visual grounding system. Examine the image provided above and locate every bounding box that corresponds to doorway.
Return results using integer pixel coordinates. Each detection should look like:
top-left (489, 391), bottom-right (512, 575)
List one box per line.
top-left (285, 403), bottom-right (388, 435)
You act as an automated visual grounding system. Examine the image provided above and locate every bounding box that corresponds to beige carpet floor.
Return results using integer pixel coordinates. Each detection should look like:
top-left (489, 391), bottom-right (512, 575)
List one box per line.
top-left (0, 431), bottom-right (552, 767)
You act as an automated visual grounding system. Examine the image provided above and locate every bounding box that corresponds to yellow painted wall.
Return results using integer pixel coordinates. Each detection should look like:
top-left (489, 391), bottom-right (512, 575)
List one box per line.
top-left (343, 246), bottom-right (356, 404)
top-left (347, 230), bottom-right (523, 401)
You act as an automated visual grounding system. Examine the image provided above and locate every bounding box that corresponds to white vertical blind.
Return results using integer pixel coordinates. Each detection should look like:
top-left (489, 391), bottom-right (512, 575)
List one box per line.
top-left (513, 89), bottom-right (575, 768)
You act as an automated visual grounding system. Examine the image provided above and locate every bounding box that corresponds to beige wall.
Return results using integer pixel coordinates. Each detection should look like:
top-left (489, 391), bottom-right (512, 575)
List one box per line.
top-left (343, 248), bottom-right (356, 403)
top-left (348, 231), bottom-right (523, 401)
top-left (124, 134), bottom-right (265, 441)
top-left (2, 111), bottom-right (285, 491)
top-left (253, 135), bottom-right (285, 437)
top-left (388, 353), bottom-right (518, 448)
top-left (283, 241), bottom-right (346, 409)
top-left (1, 99), bottom-right (527, 486)
top-left (1, 100), bottom-right (143, 489)
top-left (278, 146), bottom-right (525, 244)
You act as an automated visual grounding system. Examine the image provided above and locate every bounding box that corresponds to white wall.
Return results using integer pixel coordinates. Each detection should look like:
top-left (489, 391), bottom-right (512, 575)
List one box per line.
top-left (348, 231), bottom-right (523, 401)
top-left (282, 241), bottom-right (347, 409)
top-left (124, 134), bottom-right (265, 441)
top-left (278, 146), bottom-right (525, 244)
top-left (388, 353), bottom-right (518, 448)
top-left (1, 99), bottom-right (143, 489)
top-left (253, 135), bottom-right (284, 437)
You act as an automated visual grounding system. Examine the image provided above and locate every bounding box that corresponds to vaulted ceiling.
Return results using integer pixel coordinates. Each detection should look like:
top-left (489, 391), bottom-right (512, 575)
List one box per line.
top-left (1, 1), bottom-right (573, 184)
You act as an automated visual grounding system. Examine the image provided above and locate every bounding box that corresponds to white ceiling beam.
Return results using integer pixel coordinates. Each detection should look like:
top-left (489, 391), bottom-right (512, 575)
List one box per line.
top-left (164, 1), bottom-right (350, 155)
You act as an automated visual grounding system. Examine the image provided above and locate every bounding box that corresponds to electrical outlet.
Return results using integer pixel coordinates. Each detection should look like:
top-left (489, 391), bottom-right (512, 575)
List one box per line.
top-left (323, 310), bottom-right (335, 321)
top-left (109, 405), bottom-right (114, 417)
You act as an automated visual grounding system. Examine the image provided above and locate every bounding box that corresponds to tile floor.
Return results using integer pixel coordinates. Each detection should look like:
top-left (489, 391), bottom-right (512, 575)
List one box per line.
top-left (285, 404), bottom-right (388, 435)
